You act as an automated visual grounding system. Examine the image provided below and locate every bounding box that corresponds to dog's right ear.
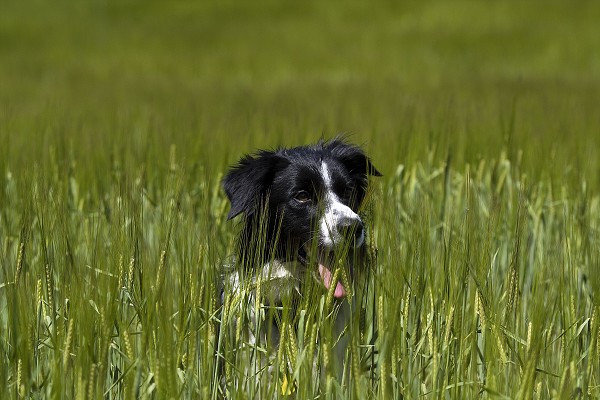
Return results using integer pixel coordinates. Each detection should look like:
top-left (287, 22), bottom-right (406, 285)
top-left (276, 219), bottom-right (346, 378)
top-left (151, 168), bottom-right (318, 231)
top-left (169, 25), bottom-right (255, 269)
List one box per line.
top-left (222, 150), bottom-right (289, 220)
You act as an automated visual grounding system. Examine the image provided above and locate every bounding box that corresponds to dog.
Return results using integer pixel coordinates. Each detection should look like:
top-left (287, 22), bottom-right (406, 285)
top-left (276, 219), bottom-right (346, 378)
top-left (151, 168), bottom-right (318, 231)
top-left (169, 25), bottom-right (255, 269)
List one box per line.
top-left (220, 138), bottom-right (381, 388)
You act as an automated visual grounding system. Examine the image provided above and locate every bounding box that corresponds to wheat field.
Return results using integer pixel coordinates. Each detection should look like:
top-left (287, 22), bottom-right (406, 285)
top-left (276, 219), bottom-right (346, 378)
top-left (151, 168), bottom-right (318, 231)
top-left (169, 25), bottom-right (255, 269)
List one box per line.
top-left (1, 1), bottom-right (600, 398)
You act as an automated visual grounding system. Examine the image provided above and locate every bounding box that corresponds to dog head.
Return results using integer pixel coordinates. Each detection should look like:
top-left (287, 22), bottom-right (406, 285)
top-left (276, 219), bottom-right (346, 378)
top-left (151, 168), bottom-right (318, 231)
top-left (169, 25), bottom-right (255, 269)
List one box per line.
top-left (223, 138), bottom-right (381, 297)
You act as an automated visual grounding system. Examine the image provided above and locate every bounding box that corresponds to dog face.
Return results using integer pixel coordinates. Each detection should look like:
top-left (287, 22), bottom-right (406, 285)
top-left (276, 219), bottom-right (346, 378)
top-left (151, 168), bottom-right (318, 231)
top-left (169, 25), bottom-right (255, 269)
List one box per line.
top-left (223, 139), bottom-right (381, 297)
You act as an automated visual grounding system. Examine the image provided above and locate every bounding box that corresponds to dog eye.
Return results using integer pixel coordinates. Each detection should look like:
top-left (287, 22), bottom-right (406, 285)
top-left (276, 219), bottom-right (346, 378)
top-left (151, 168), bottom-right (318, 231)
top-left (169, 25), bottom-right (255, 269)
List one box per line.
top-left (294, 190), bottom-right (311, 203)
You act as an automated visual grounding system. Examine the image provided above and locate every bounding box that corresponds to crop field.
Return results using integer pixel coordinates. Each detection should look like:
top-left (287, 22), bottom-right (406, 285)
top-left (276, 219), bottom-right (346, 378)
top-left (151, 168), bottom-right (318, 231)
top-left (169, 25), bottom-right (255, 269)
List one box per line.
top-left (1, 0), bottom-right (600, 398)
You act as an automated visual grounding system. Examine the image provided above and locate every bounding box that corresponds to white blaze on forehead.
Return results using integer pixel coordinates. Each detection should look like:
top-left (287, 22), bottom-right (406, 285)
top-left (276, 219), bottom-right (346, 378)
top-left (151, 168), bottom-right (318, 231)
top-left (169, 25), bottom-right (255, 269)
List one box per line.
top-left (319, 161), bottom-right (362, 248)
top-left (321, 160), bottom-right (333, 188)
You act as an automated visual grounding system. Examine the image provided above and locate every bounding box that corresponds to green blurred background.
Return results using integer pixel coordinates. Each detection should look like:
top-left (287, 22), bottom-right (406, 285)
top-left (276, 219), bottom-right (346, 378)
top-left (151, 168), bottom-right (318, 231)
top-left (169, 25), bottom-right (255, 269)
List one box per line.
top-left (2, 2), bottom-right (600, 397)
top-left (1, 0), bottom-right (599, 186)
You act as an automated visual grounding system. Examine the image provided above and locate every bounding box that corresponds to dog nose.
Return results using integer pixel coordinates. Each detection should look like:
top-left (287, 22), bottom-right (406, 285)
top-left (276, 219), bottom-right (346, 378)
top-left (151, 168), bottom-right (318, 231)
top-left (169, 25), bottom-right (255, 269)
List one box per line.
top-left (352, 221), bottom-right (364, 242)
top-left (338, 218), bottom-right (364, 244)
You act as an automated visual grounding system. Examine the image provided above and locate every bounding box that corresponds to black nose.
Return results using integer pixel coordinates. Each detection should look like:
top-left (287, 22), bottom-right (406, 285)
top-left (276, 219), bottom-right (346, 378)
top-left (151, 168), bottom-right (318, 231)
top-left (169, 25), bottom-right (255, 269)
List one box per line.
top-left (338, 218), bottom-right (364, 242)
top-left (353, 222), bottom-right (364, 242)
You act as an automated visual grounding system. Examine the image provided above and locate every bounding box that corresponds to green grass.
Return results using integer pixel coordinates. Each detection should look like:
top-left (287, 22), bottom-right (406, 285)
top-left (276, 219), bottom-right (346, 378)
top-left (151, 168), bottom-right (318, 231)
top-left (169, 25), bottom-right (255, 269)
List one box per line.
top-left (1, 0), bottom-right (600, 398)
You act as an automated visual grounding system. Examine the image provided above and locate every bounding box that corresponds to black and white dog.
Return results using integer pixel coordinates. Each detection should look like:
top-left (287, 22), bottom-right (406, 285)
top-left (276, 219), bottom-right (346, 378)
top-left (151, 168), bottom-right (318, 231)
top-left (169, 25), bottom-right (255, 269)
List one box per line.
top-left (221, 138), bottom-right (380, 378)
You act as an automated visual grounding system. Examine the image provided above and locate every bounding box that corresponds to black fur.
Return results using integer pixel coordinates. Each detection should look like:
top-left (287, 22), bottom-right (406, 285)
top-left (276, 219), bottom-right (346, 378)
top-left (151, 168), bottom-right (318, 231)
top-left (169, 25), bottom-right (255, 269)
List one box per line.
top-left (222, 138), bottom-right (381, 268)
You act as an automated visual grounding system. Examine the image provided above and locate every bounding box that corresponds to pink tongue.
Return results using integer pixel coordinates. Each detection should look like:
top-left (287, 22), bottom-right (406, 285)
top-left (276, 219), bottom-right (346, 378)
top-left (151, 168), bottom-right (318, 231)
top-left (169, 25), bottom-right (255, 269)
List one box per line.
top-left (318, 263), bottom-right (346, 298)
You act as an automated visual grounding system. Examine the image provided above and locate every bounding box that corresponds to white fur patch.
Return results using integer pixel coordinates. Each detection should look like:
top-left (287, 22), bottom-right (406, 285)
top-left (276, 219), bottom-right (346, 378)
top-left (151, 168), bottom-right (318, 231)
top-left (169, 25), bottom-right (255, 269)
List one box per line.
top-left (259, 260), bottom-right (299, 282)
top-left (321, 160), bottom-right (333, 188)
top-left (319, 161), bottom-right (363, 248)
top-left (228, 260), bottom-right (300, 288)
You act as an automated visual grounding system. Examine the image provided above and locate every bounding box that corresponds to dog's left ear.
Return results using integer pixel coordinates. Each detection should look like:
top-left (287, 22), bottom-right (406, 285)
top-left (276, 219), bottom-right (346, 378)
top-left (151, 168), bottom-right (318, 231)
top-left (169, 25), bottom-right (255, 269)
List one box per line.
top-left (327, 140), bottom-right (382, 178)
top-left (222, 150), bottom-right (289, 220)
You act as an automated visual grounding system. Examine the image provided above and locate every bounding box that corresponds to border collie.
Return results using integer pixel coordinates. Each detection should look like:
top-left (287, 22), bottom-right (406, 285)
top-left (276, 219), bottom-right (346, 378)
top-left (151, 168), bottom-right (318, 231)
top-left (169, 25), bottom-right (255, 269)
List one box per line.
top-left (221, 138), bottom-right (381, 382)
